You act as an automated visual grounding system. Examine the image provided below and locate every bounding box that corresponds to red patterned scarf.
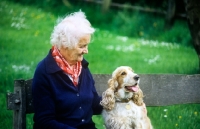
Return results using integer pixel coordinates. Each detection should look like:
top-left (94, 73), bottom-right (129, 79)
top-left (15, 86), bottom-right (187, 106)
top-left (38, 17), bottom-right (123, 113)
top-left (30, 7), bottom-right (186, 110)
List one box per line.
top-left (51, 46), bottom-right (82, 86)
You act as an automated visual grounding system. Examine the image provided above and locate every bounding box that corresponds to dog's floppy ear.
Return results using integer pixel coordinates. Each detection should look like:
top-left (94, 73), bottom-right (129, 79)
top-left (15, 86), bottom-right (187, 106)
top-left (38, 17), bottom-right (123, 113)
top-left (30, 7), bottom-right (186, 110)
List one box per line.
top-left (100, 78), bottom-right (117, 110)
top-left (132, 88), bottom-right (144, 106)
top-left (108, 78), bottom-right (118, 89)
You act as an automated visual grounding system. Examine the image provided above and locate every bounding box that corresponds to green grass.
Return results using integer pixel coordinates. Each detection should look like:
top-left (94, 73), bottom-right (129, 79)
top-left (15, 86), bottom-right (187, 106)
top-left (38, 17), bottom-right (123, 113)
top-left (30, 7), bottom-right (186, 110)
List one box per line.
top-left (147, 104), bottom-right (200, 129)
top-left (0, 1), bottom-right (199, 129)
top-left (87, 30), bottom-right (198, 74)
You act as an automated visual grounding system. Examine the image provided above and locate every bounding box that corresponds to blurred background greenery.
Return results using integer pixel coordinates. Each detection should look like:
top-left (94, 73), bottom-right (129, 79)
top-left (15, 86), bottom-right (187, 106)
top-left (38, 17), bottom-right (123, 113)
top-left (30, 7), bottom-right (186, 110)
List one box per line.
top-left (0, 0), bottom-right (199, 129)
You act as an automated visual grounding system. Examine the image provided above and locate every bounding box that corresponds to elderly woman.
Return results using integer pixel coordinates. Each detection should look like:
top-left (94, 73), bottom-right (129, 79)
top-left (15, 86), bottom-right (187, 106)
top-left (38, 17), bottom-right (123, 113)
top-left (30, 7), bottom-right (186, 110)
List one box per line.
top-left (32, 11), bottom-right (103, 129)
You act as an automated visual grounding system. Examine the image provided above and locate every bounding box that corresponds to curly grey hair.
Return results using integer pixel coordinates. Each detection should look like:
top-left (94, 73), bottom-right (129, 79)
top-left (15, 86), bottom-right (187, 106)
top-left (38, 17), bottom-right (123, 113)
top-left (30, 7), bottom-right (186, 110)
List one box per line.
top-left (50, 11), bottom-right (95, 49)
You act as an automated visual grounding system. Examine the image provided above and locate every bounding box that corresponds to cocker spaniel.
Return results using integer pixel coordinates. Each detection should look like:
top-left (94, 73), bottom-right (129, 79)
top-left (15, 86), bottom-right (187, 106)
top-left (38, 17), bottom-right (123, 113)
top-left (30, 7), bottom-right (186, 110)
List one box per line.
top-left (100, 66), bottom-right (153, 129)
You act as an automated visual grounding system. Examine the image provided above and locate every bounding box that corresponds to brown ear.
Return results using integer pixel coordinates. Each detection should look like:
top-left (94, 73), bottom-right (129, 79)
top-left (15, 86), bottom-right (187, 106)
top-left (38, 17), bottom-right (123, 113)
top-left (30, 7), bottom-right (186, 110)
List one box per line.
top-left (100, 78), bottom-right (117, 110)
top-left (132, 88), bottom-right (144, 106)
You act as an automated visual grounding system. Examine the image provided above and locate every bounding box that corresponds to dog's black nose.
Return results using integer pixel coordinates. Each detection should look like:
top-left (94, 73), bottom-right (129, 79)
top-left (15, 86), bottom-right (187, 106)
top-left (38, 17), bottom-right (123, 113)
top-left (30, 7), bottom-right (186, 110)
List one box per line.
top-left (134, 75), bottom-right (140, 81)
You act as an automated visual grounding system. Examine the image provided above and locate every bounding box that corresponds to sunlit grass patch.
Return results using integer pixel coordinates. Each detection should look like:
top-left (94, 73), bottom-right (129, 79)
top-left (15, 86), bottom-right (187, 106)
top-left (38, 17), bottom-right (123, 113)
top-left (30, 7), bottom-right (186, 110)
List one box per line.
top-left (147, 104), bottom-right (200, 129)
top-left (86, 29), bottom-right (198, 74)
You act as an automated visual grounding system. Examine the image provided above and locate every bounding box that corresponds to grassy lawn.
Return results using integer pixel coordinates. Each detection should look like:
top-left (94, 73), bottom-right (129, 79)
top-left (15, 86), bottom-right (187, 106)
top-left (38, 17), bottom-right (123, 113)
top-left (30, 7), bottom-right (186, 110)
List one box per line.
top-left (0, 1), bottom-right (199, 129)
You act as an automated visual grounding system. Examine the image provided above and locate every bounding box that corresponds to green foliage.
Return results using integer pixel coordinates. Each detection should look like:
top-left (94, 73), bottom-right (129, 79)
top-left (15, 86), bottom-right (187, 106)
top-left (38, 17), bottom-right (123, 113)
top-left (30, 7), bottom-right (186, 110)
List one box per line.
top-left (0, 1), bottom-right (199, 129)
top-left (7, 0), bottom-right (192, 46)
top-left (7, 0), bottom-right (63, 9)
top-left (102, 10), bottom-right (191, 47)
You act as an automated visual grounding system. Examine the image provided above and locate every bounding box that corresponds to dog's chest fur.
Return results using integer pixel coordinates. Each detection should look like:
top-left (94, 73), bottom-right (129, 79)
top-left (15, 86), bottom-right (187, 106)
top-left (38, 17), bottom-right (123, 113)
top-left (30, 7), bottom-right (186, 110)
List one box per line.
top-left (102, 101), bottom-right (148, 129)
top-left (102, 101), bottom-right (142, 119)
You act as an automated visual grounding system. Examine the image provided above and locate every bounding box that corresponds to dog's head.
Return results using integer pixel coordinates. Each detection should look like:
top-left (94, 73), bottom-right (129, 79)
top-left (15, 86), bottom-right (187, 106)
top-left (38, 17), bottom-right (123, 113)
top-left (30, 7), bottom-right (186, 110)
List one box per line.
top-left (111, 66), bottom-right (140, 95)
top-left (100, 66), bottom-right (143, 110)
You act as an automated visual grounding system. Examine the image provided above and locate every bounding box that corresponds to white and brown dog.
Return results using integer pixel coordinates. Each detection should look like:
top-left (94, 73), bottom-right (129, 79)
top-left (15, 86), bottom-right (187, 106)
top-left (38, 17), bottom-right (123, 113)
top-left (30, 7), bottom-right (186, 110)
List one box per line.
top-left (100, 66), bottom-right (153, 129)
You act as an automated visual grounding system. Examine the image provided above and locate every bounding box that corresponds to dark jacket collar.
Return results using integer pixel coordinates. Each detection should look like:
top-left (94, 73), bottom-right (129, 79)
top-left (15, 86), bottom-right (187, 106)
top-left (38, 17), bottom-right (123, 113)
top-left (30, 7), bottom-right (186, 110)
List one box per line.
top-left (45, 49), bottom-right (89, 74)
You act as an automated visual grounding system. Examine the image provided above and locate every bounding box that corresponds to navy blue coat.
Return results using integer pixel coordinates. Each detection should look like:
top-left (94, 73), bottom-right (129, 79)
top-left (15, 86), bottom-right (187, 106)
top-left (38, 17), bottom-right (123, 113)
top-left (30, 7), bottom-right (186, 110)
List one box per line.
top-left (32, 50), bottom-right (103, 129)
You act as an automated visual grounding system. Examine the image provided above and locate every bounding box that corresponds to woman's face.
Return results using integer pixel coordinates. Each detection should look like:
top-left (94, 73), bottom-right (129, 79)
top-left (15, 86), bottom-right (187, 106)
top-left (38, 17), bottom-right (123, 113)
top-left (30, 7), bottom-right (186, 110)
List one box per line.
top-left (60, 34), bottom-right (91, 66)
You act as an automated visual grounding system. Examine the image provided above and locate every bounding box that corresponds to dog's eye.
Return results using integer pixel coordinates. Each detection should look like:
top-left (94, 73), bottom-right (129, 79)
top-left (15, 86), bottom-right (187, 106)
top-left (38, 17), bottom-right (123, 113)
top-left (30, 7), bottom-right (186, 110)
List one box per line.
top-left (121, 72), bottom-right (126, 75)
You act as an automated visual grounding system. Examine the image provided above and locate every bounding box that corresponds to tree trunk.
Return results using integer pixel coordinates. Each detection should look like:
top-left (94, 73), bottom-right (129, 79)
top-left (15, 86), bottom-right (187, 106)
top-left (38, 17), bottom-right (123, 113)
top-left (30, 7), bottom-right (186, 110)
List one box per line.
top-left (185, 0), bottom-right (200, 72)
top-left (165, 0), bottom-right (176, 29)
top-left (102, 0), bottom-right (111, 13)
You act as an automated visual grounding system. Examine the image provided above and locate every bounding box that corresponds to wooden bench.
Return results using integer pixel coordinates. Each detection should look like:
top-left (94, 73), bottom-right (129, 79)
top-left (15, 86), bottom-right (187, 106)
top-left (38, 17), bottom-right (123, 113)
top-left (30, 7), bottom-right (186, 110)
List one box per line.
top-left (6, 74), bottom-right (200, 129)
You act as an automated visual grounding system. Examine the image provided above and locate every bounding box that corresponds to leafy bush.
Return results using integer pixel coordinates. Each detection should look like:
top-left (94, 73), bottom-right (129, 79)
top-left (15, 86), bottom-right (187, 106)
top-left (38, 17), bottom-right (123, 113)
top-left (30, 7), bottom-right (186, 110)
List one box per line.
top-left (7, 0), bottom-right (192, 46)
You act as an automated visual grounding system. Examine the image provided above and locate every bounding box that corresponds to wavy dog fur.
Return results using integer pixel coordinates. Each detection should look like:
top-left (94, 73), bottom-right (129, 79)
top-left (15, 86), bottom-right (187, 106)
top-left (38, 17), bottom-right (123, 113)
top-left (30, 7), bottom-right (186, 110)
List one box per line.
top-left (100, 66), bottom-right (153, 129)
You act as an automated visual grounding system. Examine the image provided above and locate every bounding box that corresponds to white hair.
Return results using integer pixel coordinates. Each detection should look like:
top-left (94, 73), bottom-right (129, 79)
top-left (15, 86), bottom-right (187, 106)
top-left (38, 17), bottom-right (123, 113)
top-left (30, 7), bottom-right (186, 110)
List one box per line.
top-left (50, 11), bottom-right (95, 49)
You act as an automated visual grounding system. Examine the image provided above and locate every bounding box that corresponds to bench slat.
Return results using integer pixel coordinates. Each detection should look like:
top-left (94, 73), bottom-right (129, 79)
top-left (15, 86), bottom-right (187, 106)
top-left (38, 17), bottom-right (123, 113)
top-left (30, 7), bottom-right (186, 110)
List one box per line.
top-left (139, 74), bottom-right (200, 106)
top-left (93, 74), bottom-right (200, 106)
